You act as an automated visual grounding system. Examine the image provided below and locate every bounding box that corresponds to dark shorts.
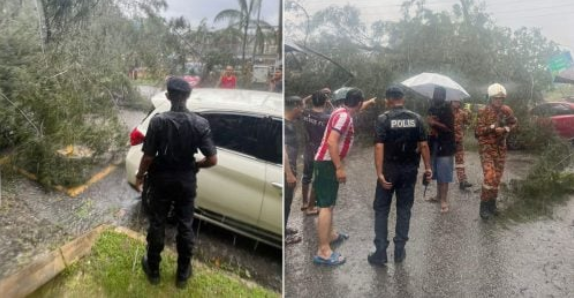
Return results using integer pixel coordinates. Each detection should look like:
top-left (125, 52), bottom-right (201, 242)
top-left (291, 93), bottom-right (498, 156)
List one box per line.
top-left (313, 161), bottom-right (339, 208)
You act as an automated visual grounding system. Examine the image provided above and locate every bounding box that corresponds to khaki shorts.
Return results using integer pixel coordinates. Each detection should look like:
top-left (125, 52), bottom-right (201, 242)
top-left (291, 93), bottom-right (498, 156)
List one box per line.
top-left (313, 161), bottom-right (339, 208)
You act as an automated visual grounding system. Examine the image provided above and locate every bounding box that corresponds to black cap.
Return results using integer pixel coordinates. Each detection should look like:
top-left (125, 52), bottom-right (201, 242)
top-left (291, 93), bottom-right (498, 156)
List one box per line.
top-left (167, 77), bottom-right (192, 93)
top-left (285, 95), bottom-right (302, 110)
top-left (385, 86), bottom-right (404, 99)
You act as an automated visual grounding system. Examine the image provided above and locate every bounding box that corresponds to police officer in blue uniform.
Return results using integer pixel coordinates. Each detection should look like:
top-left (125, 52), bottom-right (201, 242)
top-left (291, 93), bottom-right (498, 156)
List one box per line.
top-left (368, 86), bottom-right (432, 266)
top-left (136, 77), bottom-right (218, 287)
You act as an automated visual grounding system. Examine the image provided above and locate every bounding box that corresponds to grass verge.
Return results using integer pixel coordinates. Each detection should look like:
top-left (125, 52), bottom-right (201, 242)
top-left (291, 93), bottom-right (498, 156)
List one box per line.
top-left (30, 230), bottom-right (278, 298)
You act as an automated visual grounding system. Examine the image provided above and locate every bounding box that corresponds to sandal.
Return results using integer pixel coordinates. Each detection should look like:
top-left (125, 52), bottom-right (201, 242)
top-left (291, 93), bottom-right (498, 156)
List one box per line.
top-left (313, 252), bottom-right (346, 266)
top-left (305, 206), bottom-right (319, 216)
top-left (286, 235), bottom-right (302, 245)
top-left (300, 204), bottom-right (308, 211)
top-left (330, 232), bottom-right (349, 245)
top-left (286, 227), bottom-right (298, 235)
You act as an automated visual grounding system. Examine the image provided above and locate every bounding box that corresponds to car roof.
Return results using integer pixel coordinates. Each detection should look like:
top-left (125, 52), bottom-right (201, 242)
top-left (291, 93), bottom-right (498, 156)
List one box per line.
top-left (151, 88), bottom-right (282, 117)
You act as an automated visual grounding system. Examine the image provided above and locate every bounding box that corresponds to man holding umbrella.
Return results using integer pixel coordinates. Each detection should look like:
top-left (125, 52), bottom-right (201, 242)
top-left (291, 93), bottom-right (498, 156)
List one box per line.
top-left (401, 73), bottom-right (470, 213)
top-left (426, 87), bottom-right (455, 213)
top-left (475, 83), bottom-right (517, 219)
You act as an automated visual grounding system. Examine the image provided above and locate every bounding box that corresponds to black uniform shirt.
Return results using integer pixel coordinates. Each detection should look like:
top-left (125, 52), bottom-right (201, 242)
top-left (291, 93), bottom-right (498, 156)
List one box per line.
top-left (375, 106), bottom-right (427, 166)
top-left (143, 109), bottom-right (217, 174)
top-left (302, 109), bottom-right (330, 150)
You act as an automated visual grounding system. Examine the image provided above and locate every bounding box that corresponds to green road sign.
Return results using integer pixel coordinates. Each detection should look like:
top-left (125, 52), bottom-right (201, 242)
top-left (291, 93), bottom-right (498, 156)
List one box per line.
top-left (548, 51), bottom-right (573, 75)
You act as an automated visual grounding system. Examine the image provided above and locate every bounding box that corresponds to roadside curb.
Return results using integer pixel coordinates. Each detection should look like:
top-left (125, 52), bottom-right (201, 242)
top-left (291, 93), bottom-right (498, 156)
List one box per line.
top-left (0, 224), bottom-right (278, 298)
top-left (0, 154), bottom-right (117, 197)
top-left (0, 224), bottom-right (110, 298)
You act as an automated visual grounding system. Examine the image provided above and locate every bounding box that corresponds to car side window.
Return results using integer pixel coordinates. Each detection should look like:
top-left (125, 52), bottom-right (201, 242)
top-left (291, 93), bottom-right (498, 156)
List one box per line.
top-left (255, 117), bottom-right (282, 165)
top-left (201, 113), bottom-right (282, 164)
top-left (552, 104), bottom-right (574, 116)
top-left (201, 113), bottom-right (260, 158)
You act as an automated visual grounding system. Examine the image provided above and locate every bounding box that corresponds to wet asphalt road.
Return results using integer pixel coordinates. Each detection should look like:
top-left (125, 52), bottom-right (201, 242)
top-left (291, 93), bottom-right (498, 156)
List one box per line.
top-left (285, 145), bottom-right (574, 297)
top-left (0, 86), bottom-right (281, 291)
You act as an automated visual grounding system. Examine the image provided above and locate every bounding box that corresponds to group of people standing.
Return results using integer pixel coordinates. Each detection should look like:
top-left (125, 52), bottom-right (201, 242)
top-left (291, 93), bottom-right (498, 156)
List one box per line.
top-left (285, 82), bottom-right (518, 267)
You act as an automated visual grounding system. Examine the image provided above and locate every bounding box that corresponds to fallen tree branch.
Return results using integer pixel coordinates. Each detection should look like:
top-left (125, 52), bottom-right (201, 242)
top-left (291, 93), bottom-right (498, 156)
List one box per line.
top-left (0, 92), bottom-right (41, 137)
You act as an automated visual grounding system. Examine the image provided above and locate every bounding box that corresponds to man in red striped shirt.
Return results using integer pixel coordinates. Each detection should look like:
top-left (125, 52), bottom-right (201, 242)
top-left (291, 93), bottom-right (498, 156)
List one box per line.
top-left (312, 88), bottom-right (364, 266)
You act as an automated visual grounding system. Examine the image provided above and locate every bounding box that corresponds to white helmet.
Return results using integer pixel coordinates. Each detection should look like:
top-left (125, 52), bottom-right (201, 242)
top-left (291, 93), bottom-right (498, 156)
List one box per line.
top-left (488, 83), bottom-right (507, 98)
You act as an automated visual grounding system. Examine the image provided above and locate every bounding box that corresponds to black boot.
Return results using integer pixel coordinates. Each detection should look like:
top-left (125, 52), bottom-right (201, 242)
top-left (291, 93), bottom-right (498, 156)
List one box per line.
top-left (489, 199), bottom-right (499, 216)
top-left (367, 249), bottom-right (387, 266)
top-left (176, 262), bottom-right (193, 289)
top-left (459, 181), bottom-right (473, 190)
top-left (394, 246), bottom-right (406, 263)
top-left (141, 256), bottom-right (160, 285)
top-left (480, 201), bottom-right (492, 220)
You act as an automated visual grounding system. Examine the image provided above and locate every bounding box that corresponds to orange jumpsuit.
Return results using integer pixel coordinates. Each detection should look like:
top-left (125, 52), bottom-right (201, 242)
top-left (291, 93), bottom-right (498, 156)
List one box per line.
top-left (453, 107), bottom-right (470, 183)
top-left (475, 104), bottom-right (517, 202)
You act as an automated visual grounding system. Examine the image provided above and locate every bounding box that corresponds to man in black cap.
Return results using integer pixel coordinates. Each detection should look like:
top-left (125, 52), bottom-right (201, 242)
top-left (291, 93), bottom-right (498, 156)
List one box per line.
top-left (284, 95), bottom-right (304, 245)
top-left (368, 86), bottom-right (431, 266)
top-left (135, 77), bottom-right (218, 288)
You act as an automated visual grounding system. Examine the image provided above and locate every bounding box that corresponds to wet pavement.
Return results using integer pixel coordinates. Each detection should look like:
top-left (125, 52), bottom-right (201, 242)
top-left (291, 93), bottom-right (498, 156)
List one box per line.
top-left (285, 145), bottom-right (574, 297)
top-left (0, 86), bottom-right (281, 291)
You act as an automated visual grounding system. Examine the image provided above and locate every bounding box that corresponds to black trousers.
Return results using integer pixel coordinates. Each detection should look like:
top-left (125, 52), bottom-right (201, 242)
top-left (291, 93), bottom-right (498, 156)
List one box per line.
top-left (146, 172), bottom-right (196, 270)
top-left (373, 163), bottom-right (417, 250)
top-left (284, 167), bottom-right (297, 228)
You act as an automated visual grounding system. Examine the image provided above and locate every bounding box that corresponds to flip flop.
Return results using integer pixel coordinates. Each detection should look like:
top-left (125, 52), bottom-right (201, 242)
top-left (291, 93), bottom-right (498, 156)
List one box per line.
top-left (440, 205), bottom-right (449, 213)
top-left (305, 207), bottom-right (319, 216)
top-left (300, 204), bottom-right (308, 211)
top-left (330, 232), bottom-right (349, 245)
top-left (424, 196), bottom-right (439, 203)
top-left (313, 252), bottom-right (346, 266)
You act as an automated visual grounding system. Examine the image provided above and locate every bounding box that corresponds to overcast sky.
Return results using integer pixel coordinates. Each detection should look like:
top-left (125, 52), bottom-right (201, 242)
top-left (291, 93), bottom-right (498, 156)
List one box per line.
top-left (286, 0), bottom-right (574, 52)
top-left (163, 0), bottom-right (281, 29)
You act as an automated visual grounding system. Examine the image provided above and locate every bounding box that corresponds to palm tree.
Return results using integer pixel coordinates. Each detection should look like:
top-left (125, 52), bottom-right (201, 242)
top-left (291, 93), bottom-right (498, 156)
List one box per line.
top-left (214, 0), bottom-right (267, 62)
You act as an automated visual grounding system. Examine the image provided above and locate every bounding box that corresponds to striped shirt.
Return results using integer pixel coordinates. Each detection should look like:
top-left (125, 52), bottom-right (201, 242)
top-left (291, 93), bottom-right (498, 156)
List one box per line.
top-left (314, 108), bottom-right (354, 161)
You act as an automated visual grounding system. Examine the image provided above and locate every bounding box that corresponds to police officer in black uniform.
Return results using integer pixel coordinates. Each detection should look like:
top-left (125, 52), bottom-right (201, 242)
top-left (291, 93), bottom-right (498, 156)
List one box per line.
top-left (136, 77), bottom-right (218, 288)
top-left (368, 86), bottom-right (432, 266)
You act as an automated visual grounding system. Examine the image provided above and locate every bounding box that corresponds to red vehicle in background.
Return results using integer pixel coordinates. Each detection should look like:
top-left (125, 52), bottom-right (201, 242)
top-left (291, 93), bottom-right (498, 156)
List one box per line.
top-left (530, 102), bottom-right (574, 140)
top-left (506, 101), bottom-right (574, 150)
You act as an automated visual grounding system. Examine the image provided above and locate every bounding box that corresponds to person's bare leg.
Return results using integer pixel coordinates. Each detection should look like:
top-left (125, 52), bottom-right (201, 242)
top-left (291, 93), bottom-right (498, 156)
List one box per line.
top-left (317, 207), bottom-right (333, 258)
top-left (329, 207), bottom-right (339, 241)
top-left (426, 181), bottom-right (439, 202)
top-left (439, 183), bottom-right (449, 213)
top-left (306, 188), bottom-right (319, 215)
top-left (301, 184), bottom-right (310, 210)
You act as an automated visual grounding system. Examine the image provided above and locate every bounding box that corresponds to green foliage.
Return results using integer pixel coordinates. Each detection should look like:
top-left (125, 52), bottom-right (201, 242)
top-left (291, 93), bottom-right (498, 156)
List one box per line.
top-left (31, 231), bottom-right (277, 298)
top-left (503, 133), bottom-right (574, 221)
top-left (0, 0), bottom-right (138, 187)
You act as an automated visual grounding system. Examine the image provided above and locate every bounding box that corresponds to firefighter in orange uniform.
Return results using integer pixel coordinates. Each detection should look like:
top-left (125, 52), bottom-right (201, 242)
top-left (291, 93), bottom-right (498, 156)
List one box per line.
top-left (475, 83), bottom-right (517, 219)
top-left (452, 99), bottom-right (472, 190)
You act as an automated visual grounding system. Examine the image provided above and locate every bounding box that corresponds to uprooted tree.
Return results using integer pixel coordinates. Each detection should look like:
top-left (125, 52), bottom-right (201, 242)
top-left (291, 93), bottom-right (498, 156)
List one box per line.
top-left (0, 0), bottom-right (185, 187)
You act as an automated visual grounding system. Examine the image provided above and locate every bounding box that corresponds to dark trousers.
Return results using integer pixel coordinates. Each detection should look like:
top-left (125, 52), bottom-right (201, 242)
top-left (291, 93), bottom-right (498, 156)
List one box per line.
top-left (284, 168), bottom-right (297, 227)
top-left (373, 163), bottom-right (417, 250)
top-left (147, 173), bottom-right (196, 271)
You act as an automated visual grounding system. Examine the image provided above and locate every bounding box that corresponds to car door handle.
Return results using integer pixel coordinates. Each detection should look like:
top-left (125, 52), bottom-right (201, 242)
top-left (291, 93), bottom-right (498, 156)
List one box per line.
top-left (272, 182), bottom-right (283, 189)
